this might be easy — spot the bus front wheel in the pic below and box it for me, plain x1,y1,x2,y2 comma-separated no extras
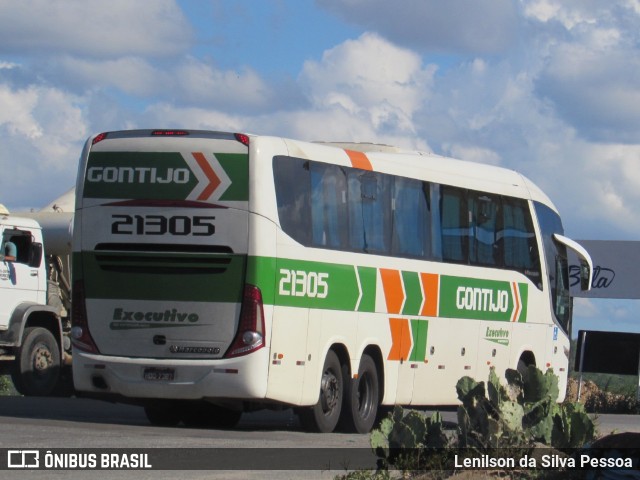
341,354,379,433
299,350,344,433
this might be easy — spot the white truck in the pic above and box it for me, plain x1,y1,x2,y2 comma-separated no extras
0,202,73,396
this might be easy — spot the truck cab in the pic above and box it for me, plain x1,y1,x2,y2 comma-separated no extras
0,209,68,396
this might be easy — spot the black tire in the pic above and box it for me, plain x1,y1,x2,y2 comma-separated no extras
181,401,242,430
340,354,379,433
299,350,344,433
144,400,182,427
11,327,61,396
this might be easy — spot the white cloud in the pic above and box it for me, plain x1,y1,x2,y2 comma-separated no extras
54,56,168,97
536,44,640,143
176,59,274,111
0,83,88,209
0,85,42,138
443,144,502,166
140,103,245,132
300,32,436,136
318,0,519,54
0,0,192,58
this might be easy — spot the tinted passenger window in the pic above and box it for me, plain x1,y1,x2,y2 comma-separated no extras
348,171,392,254
273,156,311,246
469,193,499,267
310,163,348,249
441,186,468,263
391,177,431,258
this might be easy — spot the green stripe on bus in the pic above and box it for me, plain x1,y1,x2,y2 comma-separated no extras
216,153,249,201
357,266,377,312
273,258,361,311
517,282,529,323
439,275,522,322
409,319,428,362
401,271,422,316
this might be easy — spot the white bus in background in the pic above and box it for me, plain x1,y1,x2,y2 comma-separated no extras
71,130,592,433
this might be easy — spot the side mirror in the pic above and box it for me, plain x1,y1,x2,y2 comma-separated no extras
29,242,43,268
553,234,593,292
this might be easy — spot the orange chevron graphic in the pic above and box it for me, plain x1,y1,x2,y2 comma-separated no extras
511,281,521,322
388,318,412,361
380,268,405,314
192,152,222,201
420,273,439,317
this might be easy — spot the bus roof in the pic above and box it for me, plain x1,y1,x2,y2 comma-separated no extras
280,137,557,211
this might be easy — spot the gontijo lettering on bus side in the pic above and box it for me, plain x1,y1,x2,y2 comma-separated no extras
253,257,528,322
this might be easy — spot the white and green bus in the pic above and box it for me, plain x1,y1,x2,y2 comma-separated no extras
71,130,592,433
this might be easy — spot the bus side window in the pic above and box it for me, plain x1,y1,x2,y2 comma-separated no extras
391,177,431,259
469,193,500,267
440,186,468,264
273,156,311,246
347,171,392,254
502,198,541,286
310,163,348,249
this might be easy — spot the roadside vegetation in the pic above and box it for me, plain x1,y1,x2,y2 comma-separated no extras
338,366,596,480
0,375,15,395
566,376,638,414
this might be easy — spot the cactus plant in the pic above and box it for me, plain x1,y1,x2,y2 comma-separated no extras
369,366,596,474
455,366,594,449
370,406,450,471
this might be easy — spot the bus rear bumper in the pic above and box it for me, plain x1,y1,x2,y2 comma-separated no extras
72,349,270,401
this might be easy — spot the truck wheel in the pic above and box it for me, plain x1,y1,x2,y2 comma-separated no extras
12,327,61,396
299,350,344,433
340,354,379,433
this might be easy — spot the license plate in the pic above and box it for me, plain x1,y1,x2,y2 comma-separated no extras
143,368,175,381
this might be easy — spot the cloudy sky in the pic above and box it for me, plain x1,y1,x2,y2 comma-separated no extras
1,0,639,335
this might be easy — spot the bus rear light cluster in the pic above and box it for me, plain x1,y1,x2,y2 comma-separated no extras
234,133,250,146
70,280,100,354
92,132,108,145
225,284,265,358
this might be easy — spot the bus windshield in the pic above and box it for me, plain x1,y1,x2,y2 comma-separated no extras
534,202,571,333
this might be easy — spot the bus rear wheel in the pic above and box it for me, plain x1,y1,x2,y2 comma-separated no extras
299,350,344,433
340,354,379,433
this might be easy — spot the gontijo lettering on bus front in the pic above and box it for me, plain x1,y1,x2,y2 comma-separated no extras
83,151,248,202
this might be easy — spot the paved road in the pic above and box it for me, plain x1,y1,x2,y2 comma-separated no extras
0,396,637,479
